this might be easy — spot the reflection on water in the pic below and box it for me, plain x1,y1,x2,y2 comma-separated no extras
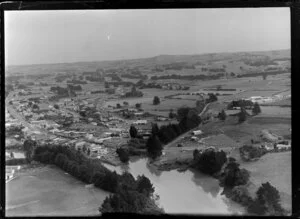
103,158,243,215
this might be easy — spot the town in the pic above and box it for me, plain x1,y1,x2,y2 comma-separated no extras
5,8,291,217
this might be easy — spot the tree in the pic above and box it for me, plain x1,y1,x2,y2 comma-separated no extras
248,182,284,216
116,103,121,109
219,159,250,188
131,86,137,93
168,109,176,119
151,123,159,136
53,104,59,110
252,102,262,115
193,149,227,175
146,135,163,159
32,104,40,111
207,93,218,103
82,145,87,154
177,107,191,122
263,75,267,80
153,96,160,105
116,147,130,163
135,103,141,109
238,107,247,123
129,125,138,138
196,100,205,112
23,139,37,162
136,175,155,197
218,109,227,121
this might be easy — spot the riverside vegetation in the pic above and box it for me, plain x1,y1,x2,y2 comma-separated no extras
31,144,164,214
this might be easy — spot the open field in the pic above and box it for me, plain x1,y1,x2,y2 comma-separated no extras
239,152,291,211
6,165,109,216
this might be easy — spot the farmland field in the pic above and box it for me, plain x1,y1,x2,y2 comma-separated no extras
239,152,291,212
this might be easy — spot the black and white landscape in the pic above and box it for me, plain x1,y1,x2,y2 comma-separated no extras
5,8,291,216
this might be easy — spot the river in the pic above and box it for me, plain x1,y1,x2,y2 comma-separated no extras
103,157,244,215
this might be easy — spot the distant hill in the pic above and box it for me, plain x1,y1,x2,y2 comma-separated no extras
5,49,290,77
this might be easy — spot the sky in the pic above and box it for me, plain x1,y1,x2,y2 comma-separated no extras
5,8,290,66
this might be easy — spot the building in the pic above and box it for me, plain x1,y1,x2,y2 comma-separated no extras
192,130,203,135
133,120,147,125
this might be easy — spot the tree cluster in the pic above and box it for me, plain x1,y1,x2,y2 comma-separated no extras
116,147,130,163
237,70,289,79
219,158,250,188
124,86,143,98
66,79,87,85
227,99,254,109
67,84,83,91
33,144,157,208
239,145,267,161
100,174,159,214
192,149,227,175
151,73,224,81
247,182,285,216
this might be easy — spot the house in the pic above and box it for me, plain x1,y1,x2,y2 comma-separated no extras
192,130,203,135
133,120,147,125
75,141,86,150
276,144,291,150
156,117,168,121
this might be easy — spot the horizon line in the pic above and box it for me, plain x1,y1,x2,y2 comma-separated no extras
6,48,291,68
